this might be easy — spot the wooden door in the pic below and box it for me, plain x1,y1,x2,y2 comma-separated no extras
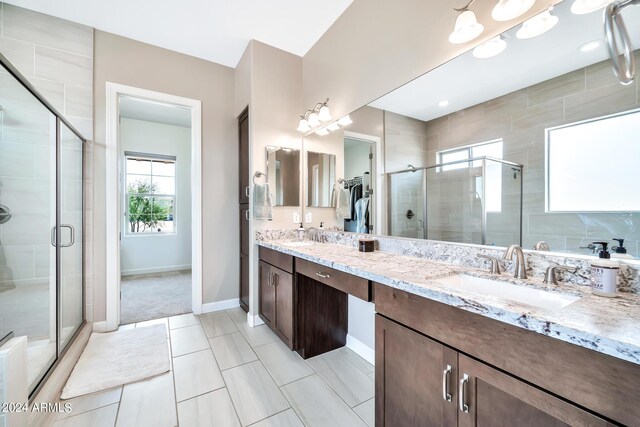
375,315,458,427
272,267,293,345
240,253,250,312
457,354,612,427
259,261,275,325
238,108,249,204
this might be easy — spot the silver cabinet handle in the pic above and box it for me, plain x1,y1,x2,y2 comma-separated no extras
268,272,273,287
459,374,469,413
273,273,278,287
245,210,250,221
316,272,330,279
442,365,452,402
60,224,75,247
245,186,250,197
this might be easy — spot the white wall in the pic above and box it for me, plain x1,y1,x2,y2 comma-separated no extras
119,118,192,275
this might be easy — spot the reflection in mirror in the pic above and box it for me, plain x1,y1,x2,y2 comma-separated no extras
266,146,300,207
306,0,640,259
306,152,336,208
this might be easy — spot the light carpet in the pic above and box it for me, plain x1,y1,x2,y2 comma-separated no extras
120,270,191,324
61,324,169,399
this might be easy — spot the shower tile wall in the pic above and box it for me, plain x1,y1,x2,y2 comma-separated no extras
0,2,94,321
423,52,640,257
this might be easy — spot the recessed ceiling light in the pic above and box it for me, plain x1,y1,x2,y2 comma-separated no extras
473,36,507,59
579,40,602,52
438,100,450,107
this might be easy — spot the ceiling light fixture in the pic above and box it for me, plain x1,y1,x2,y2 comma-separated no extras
449,1,484,44
516,8,559,39
491,0,535,21
473,35,507,58
579,40,602,52
438,100,450,107
337,115,353,126
570,0,612,14
315,128,329,136
327,122,341,131
297,98,332,133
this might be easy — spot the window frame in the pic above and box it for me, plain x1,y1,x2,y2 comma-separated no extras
124,152,177,236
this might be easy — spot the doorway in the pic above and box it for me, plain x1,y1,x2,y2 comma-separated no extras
103,83,202,332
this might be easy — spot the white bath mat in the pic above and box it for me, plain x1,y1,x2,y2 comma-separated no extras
61,324,169,399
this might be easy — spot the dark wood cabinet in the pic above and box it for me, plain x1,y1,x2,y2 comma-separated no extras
240,253,249,311
258,258,294,348
375,314,458,427
238,108,249,312
238,108,249,205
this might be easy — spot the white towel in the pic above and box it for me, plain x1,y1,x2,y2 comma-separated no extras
253,183,273,220
335,184,351,219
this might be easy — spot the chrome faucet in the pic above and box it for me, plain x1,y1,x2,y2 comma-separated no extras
502,245,527,279
533,241,550,251
477,254,501,274
543,266,577,285
305,227,324,243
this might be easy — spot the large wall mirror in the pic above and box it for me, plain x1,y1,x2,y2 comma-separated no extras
306,151,336,208
302,0,640,261
266,146,300,207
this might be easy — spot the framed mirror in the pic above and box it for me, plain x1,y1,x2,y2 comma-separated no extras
302,0,640,260
306,151,336,208
266,146,300,207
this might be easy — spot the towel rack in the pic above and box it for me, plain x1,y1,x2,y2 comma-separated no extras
253,171,267,185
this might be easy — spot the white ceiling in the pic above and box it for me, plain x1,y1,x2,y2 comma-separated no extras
3,0,353,67
370,1,640,122
119,95,191,127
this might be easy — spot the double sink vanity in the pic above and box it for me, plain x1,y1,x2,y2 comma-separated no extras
257,235,640,426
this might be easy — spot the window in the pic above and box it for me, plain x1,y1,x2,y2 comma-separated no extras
437,140,503,212
125,152,176,234
546,109,640,212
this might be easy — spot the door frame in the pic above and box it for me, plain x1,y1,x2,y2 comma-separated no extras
344,130,384,234
103,82,203,331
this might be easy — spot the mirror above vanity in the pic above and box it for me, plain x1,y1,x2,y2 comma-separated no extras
301,0,640,260
266,146,300,207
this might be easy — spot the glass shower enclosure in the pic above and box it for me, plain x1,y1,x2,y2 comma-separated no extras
388,157,523,247
0,53,84,396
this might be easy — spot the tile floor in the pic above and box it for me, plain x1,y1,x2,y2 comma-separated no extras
51,308,375,426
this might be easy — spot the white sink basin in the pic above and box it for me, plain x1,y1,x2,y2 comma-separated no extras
433,274,580,310
280,241,314,247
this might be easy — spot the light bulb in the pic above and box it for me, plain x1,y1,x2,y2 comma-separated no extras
449,10,484,44
438,100,450,107
337,115,353,126
491,0,535,21
318,105,332,122
473,36,507,59
327,122,340,131
307,112,320,127
516,10,558,39
570,0,611,14
296,118,310,133
315,128,329,136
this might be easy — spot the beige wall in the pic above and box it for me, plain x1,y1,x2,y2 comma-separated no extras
302,0,562,121
93,31,237,320
234,40,303,318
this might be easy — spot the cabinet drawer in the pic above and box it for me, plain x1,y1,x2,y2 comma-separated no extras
259,246,293,273
296,258,370,301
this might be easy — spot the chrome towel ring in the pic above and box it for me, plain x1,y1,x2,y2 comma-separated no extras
253,171,267,185
604,0,639,85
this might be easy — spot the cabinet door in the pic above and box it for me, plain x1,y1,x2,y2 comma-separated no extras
457,354,612,427
375,315,458,427
238,108,249,204
240,253,250,312
273,267,293,346
259,261,275,324
240,205,249,256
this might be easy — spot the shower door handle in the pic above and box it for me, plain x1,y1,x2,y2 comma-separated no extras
60,224,75,247
51,226,56,247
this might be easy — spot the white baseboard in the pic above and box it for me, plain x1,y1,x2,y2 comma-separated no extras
92,321,108,332
120,264,192,277
202,298,240,313
248,314,265,327
347,334,375,366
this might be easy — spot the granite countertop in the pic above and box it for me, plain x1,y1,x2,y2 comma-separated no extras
257,239,640,366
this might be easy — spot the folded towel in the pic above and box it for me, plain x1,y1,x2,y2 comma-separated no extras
253,183,273,220
335,184,351,219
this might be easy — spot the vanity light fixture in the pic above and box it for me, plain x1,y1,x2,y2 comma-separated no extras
337,115,353,126
579,40,602,52
438,100,450,107
571,0,612,14
491,0,535,21
297,98,332,133
327,122,341,131
449,1,484,44
315,128,330,136
516,8,558,39
473,35,507,58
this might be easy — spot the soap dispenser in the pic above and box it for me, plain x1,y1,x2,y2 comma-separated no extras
611,238,633,260
589,242,619,297
296,223,305,241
